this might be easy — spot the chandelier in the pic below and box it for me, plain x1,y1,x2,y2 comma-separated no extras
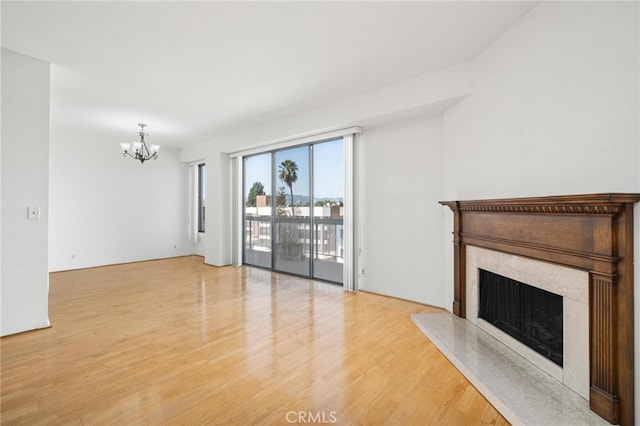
120,123,159,164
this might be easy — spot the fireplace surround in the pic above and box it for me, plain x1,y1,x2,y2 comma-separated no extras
466,245,589,399
441,193,640,425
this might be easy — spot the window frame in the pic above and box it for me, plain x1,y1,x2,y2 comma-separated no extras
198,163,205,233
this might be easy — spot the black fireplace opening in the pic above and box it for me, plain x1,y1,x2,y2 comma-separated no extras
478,269,563,367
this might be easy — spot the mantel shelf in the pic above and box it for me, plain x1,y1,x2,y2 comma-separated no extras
440,193,640,215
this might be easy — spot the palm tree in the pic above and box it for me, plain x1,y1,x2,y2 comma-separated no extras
278,159,298,216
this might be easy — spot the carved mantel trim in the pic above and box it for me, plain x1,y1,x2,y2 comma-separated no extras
440,193,640,426
441,192,639,213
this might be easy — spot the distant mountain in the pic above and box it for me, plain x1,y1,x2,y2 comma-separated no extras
284,195,343,205
315,197,343,203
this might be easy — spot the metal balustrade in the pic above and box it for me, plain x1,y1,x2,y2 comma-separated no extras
244,215,343,262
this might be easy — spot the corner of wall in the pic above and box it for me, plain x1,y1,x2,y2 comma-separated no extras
1,49,51,336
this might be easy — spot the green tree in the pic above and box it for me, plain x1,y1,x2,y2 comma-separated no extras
276,186,287,216
246,181,265,207
278,159,298,216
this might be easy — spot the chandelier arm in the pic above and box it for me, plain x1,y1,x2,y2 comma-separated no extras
141,142,152,159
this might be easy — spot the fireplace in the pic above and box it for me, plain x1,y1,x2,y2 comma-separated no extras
466,245,589,398
478,269,563,366
441,193,640,425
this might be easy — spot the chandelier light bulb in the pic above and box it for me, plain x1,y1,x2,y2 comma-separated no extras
120,142,131,153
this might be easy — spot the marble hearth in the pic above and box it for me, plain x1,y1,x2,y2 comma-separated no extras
411,312,607,425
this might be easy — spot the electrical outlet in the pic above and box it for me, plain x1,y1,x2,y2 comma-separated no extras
361,267,365,276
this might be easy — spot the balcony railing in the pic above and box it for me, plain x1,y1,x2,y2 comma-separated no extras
244,215,343,262
245,216,271,251
313,218,343,261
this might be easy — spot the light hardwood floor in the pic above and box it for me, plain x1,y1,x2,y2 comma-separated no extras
1,256,508,425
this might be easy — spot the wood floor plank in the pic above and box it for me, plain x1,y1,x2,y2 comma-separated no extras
1,256,508,425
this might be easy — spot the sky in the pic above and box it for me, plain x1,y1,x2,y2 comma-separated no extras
244,138,343,200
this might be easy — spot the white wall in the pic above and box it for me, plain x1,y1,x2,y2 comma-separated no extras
202,149,232,266
441,1,639,420
1,49,51,336
358,114,444,305
194,234,206,257
49,130,194,271
443,1,638,200
180,147,207,257
203,63,471,154
442,1,639,308
182,2,638,314
187,63,471,273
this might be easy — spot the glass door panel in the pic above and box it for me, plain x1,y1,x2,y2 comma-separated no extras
312,139,344,283
243,153,272,268
273,146,310,277
242,139,345,285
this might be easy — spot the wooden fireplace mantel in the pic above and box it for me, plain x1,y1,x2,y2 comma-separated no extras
440,193,640,426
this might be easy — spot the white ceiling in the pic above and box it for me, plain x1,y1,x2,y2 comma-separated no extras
1,1,536,149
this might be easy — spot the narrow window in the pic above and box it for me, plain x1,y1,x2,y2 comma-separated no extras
198,163,206,233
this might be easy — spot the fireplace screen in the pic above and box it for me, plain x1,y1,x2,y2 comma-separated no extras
478,269,563,366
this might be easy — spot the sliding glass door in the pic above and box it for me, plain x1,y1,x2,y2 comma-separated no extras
273,146,310,276
243,153,272,269
312,139,344,283
243,138,344,284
